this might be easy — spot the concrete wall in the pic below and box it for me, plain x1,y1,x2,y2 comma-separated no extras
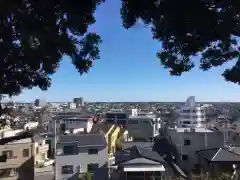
166,129,224,171
56,146,108,180
0,140,35,180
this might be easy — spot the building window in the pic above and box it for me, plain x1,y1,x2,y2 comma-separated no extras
182,155,188,161
61,165,73,174
2,150,13,159
184,139,191,146
87,163,99,172
88,149,98,155
36,147,39,154
63,146,74,155
22,149,29,157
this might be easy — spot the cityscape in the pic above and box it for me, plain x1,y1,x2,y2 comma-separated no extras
0,96,240,179
0,0,239,180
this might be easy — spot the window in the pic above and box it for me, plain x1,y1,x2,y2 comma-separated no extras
63,146,74,155
2,150,13,159
183,121,190,124
184,139,191,146
36,147,39,154
61,165,73,174
182,155,188,161
87,163,98,172
88,149,98,155
22,149,29,157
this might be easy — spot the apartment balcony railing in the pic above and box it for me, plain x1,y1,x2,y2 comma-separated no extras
38,144,49,153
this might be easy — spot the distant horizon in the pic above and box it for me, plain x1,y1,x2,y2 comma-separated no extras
5,0,240,102
3,100,240,104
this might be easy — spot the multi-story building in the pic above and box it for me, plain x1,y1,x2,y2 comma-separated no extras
104,111,129,126
73,97,84,107
33,135,50,166
166,127,225,171
50,113,94,134
128,114,161,140
55,133,108,180
178,96,206,128
0,134,35,180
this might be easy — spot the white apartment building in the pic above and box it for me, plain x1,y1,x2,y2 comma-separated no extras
49,113,94,134
178,96,206,128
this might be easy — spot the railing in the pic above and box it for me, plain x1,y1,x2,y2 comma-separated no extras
38,144,49,153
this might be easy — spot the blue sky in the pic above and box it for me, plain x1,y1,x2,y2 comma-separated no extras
11,0,240,102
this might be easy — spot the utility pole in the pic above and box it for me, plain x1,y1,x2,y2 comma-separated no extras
54,118,57,180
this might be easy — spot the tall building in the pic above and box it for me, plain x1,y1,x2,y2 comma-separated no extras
34,98,47,107
73,97,84,107
178,96,206,128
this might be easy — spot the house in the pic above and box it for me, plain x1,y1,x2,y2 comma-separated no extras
0,133,35,180
165,127,225,171
91,124,122,159
128,115,161,140
196,147,240,177
50,114,94,134
113,145,187,180
32,135,50,166
55,133,108,180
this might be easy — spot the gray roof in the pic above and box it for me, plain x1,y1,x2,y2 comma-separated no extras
32,134,46,142
59,133,107,147
115,145,165,165
122,141,153,150
119,158,162,166
197,148,240,162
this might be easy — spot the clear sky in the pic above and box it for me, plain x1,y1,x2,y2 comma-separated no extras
11,0,240,102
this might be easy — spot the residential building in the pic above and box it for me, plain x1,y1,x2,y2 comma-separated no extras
67,103,76,109
104,111,129,126
166,127,225,171
50,114,94,134
128,115,161,140
90,124,120,158
33,135,50,166
178,96,206,128
0,134,35,180
55,133,108,180
113,145,187,180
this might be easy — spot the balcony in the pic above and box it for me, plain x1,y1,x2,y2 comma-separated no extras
38,144,49,153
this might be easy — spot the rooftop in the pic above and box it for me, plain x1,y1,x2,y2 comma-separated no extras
58,133,107,147
90,123,114,134
173,127,213,133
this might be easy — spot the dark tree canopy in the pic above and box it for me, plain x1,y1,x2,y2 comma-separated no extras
0,0,240,100
121,0,240,83
0,0,104,97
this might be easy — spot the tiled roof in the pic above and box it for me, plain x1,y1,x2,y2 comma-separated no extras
197,148,240,162
59,133,107,147
114,145,165,165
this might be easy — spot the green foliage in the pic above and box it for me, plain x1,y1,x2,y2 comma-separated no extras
79,172,93,180
121,0,240,83
0,1,104,97
1,0,240,99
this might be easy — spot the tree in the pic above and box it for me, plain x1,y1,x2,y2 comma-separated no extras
121,0,240,83
0,1,103,100
79,172,93,180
